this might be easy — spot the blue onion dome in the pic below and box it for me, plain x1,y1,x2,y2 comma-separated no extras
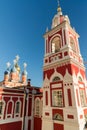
22,70,27,76
10,59,17,73
4,62,11,75
10,66,17,73
4,69,10,75
22,63,28,76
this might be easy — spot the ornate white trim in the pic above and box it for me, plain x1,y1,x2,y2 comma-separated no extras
14,99,21,118
6,98,14,119
50,69,63,82
64,68,72,81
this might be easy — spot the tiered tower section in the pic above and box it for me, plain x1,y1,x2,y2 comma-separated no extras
42,3,87,130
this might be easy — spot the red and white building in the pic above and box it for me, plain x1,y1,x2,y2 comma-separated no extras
0,56,43,130
0,3,87,130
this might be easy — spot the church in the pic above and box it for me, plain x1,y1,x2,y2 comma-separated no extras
0,2,87,130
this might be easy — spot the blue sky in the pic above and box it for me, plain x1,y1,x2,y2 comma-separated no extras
0,0,87,87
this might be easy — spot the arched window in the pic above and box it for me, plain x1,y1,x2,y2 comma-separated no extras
78,76,82,82
70,37,76,52
35,98,40,116
53,113,63,121
53,76,60,82
78,76,86,106
15,101,20,114
52,37,61,53
79,89,86,107
7,102,13,114
0,101,4,115
7,100,13,118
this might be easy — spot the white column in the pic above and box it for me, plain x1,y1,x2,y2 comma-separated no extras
64,25,69,46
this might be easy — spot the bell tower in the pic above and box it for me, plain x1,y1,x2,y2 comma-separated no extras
42,2,87,130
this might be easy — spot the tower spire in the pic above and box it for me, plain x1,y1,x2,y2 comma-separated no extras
57,0,60,7
57,0,62,15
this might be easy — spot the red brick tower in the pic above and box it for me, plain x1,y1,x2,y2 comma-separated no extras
42,2,87,130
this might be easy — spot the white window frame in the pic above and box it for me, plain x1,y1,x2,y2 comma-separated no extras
14,100,21,117
35,98,40,116
52,89,63,107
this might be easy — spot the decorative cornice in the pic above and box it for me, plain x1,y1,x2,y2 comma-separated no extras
43,59,71,71
44,21,68,38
